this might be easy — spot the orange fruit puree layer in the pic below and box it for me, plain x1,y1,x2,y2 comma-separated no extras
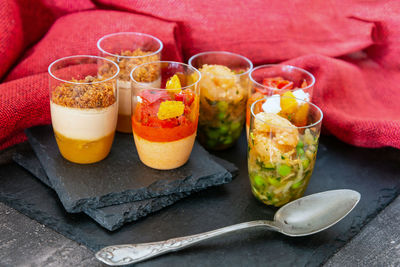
54,130,115,164
131,117,197,142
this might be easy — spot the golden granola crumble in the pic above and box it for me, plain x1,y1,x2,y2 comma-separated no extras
51,75,116,108
99,48,160,82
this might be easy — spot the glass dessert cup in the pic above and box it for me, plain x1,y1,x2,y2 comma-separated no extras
246,64,315,137
130,61,201,170
48,55,119,164
248,96,323,207
97,32,163,133
188,51,253,150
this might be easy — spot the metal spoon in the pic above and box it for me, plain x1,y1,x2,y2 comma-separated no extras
96,189,360,266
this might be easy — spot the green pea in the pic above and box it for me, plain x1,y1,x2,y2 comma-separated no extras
277,164,291,176
219,124,229,134
230,121,241,131
223,136,233,145
217,101,228,112
291,180,303,189
296,140,304,149
206,129,220,140
267,177,279,186
218,113,226,120
253,174,265,188
297,147,305,157
302,158,310,169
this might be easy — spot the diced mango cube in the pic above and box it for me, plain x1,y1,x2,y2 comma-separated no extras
166,74,182,94
293,103,309,127
157,101,185,120
280,91,297,114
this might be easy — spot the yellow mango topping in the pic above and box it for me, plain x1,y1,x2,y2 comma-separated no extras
166,74,182,94
280,91,298,114
157,101,185,120
293,102,309,127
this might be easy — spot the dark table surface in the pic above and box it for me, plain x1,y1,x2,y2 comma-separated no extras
1,136,400,267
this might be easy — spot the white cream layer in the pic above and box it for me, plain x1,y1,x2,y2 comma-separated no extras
117,77,161,116
133,133,196,170
50,101,117,140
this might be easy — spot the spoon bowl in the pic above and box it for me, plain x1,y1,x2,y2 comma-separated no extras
275,189,361,236
96,189,360,266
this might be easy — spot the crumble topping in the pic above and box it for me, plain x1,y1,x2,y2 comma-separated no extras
51,75,116,108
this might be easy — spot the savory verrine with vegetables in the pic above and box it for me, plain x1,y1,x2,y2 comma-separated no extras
197,64,249,150
248,95,323,207
188,51,253,150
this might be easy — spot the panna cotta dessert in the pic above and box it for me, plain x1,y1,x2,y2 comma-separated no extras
131,72,200,170
99,47,162,133
50,75,118,164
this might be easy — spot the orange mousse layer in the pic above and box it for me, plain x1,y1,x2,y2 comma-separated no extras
54,130,115,164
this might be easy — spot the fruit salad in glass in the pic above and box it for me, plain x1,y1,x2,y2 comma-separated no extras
246,64,315,136
248,95,323,206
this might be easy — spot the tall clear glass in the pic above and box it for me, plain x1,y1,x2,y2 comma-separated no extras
247,64,315,136
188,51,253,150
130,61,201,170
48,55,119,164
97,32,163,133
248,95,323,206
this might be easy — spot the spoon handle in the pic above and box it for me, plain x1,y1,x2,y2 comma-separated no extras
96,220,279,266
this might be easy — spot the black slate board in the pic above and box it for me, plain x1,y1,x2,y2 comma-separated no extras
26,125,233,213
13,149,237,231
1,133,400,266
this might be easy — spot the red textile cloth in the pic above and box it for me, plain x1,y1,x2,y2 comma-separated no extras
1,0,400,150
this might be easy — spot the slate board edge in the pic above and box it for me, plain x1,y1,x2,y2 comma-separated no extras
12,149,236,231
25,127,234,213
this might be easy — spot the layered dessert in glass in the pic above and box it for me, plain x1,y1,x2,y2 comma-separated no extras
188,51,252,150
131,61,201,170
97,32,163,133
246,64,315,136
248,95,323,206
48,55,119,164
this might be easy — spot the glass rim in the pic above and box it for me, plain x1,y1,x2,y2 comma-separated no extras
188,51,253,77
96,32,163,59
48,55,120,85
249,64,316,92
130,61,202,91
250,96,323,129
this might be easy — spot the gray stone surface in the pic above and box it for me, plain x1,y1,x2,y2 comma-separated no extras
0,203,100,267
1,134,400,266
27,125,232,213
2,195,400,266
325,194,400,267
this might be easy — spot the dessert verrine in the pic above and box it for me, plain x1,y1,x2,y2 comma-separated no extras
248,96,323,207
131,61,201,170
246,64,315,136
48,56,119,164
188,51,253,150
97,32,163,133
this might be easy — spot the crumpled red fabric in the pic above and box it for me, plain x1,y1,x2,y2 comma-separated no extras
1,0,399,150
